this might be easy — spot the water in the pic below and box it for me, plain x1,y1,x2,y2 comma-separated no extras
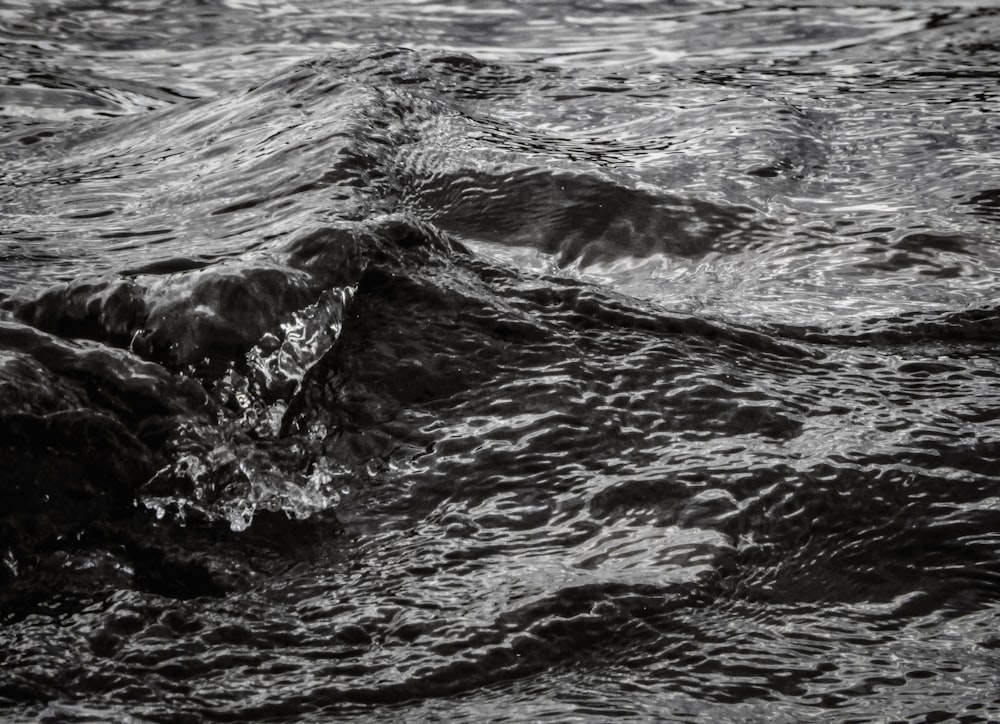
3,1,1000,721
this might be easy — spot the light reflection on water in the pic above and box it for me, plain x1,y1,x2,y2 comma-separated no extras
3,2,1000,722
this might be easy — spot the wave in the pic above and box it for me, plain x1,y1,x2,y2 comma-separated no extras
2,44,999,633
3,26,1000,720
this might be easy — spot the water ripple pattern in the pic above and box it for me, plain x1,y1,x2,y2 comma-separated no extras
2,2,1000,722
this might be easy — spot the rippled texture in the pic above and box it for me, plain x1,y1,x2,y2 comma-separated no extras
3,2,1000,722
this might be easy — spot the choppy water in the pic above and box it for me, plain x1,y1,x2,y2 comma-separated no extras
3,1,1000,721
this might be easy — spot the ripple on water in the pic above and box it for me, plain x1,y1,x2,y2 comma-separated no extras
3,6,1000,722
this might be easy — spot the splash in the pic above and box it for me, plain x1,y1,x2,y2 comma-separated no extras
143,285,355,531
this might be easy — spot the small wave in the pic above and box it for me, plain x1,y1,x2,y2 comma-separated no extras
4,35,1000,722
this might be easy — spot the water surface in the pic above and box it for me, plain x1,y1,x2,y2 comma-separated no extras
3,2,1000,722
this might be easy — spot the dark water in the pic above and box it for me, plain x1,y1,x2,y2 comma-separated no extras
3,1,1000,721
